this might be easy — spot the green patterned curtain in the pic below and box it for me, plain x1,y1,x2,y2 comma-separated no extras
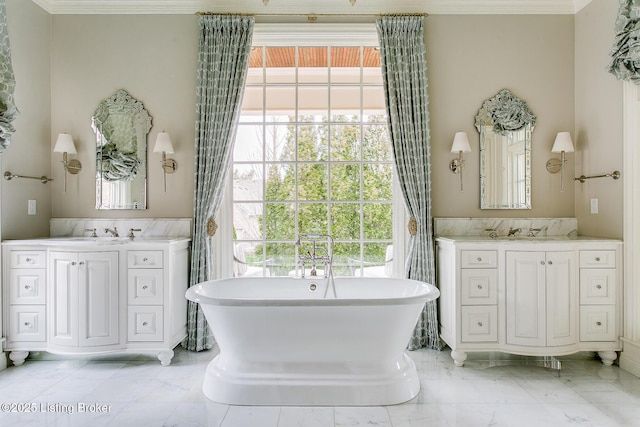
183,14,254,351
376,16,441,350
0,0,19,152
608,0,640,83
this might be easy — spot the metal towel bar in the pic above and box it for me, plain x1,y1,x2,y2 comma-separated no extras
4,171,54,184
574,171,621,183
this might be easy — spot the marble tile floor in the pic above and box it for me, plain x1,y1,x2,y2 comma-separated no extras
0,346,639,427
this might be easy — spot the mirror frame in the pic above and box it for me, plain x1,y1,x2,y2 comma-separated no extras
475,89,536,210
92,89,152,210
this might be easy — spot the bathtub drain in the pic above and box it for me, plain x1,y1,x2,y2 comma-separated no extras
308,283,318,292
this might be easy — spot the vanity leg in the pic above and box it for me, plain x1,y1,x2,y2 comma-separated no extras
597,351,618,366
158,349,175,366
451,350,467,367
9,351,29,367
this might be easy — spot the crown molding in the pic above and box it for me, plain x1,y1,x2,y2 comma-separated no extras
253,23,379,46
30,0,593,15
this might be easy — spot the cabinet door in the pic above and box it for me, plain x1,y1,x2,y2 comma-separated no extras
50,252,79,346
50,251,119,348
78,252,119,347
545,251,577,346
506,252,546,346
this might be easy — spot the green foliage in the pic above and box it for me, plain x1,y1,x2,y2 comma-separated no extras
256,114,393,265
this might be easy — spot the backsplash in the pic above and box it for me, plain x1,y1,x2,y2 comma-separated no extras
433,218,578,238
50,218,192,238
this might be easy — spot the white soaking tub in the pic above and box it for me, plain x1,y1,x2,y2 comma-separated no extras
185,276,439,406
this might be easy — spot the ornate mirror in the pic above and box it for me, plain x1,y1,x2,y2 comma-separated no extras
92,89,151,209
475,89,536,209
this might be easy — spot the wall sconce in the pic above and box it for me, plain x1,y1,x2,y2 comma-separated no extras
53,133,82,193
153,132,177,192
449,131,472,191
546,131,574,191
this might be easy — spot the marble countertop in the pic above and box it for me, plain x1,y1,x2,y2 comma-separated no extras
435,235,622,243
1,236,191,246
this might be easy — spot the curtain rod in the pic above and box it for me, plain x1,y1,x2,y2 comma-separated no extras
196,12,428,18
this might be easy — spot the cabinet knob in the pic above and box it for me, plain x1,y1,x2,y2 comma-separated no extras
477,321,483,327
477,257,482,262
71,262,77,266
143,257,149,262
24,285,31,290
548,260,553,265
142,322,148,326
79,262,85,266
25,257,33,263
476,284,483,290
540,261,545,265
142,285,148,290
596,284,602,289
596,321,602,326
595,257,601,262
24,322,31,327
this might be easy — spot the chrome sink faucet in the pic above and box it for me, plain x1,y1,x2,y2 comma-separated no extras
507,227,522,238
104,227,119,237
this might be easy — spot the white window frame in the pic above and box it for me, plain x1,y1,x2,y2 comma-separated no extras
215,23,407,279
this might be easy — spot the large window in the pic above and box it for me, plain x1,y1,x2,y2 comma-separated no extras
231,29,398,277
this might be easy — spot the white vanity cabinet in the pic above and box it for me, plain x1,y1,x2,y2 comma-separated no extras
505,251,576,348
125,247,190,366
49,251,119,349
6,251,47,347
2,238,190,367
437,237,622,367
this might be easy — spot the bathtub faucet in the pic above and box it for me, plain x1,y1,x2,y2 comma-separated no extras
295,234,334,279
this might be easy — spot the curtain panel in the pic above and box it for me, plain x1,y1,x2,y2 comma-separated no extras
376,16,441,350
609,0,640,84
183,14,254,352
0,0,19,152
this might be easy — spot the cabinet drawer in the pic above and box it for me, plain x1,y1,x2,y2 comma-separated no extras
10,250,46,269
9,305,46,342
461,250,497,268
9,269,46,304
580,251,615,268
128,306,163,342
461,269,497,305
128,269,164,305
461,306,498,342
580,269,616,305
127,251,163,268
580,306,616,342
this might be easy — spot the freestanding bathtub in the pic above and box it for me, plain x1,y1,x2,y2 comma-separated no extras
185,276,439,406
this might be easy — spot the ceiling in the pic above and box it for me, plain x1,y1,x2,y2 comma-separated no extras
31,0,594,15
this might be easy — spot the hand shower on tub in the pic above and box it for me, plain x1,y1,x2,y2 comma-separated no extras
294,234,337,298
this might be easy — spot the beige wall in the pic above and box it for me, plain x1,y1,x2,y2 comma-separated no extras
1,0,51,240
5,9,619,238
575,0,623,239
50,14,198,219
427,15,575,219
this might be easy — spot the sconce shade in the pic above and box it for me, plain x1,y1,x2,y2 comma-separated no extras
451,132,471,153
551,132,574,153
154,132,175,154
53,133,77,154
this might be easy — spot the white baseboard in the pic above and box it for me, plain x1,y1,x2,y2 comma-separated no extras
620,338,640,377
0,338,6,371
